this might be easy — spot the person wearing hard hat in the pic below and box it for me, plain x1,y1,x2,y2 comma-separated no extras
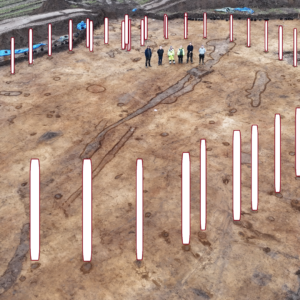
199,45,206,65
168,46,175,64
177,45,185,64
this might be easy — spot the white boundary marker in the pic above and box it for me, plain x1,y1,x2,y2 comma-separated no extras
69,19,73,51
164,14,168,39
11,37,15,75
144,16,148,40
127,19,131,51
251,125,259,211
140,19,145,46
136,159,143,260
233,130,241,221
125,14,129,44
247,18,251,47
278,25,283,60
82,159,92,262
294,28,297,67
104,17,109,44
182,153,190,244
30,159,40,261
200,140,206,231
275,114,281,192
264,20,268,52
48,24,52,56
86,18,90,48
203,12,207,38
296,108,300,177
89,20,93,52
29,28,33,64
121,20,125,49
230,14,233,42
184,13,188,39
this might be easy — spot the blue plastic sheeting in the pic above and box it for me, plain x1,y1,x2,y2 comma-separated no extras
0,43,46,56
77,21,86,30
132,8,137,12
234,7,254,14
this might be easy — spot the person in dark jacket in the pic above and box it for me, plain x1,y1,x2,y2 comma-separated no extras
145,46,152,68
187,42,193,63
157,46,164,65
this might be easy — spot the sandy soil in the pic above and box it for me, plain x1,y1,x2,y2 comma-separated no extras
1,18,300,300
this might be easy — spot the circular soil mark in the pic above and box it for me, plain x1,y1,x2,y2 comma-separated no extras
161,132,169,137
54,194,62,199
31,262,41,270
209,120,215,124
19,276,26,282
47,114,53,118
30,132,37,136
44,93,51,96
289,152,295,156
230,109,237,113
162,231,169,237
24,93,30,97
198,232,206,239
145,212,151,218
21,182,27,186
263,247,271,253
80,262,92,274
268,216,275,221
206,148,212,151
0,91,22,96
182,245,190,251
222,142,230,146
117,103,124,107
15,105,22,109
223,178,229,184
291,200,300,211
53,77,61,81
275,193,283,198
87,85,106,93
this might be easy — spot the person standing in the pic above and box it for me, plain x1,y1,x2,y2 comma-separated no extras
187,42,193,63
199,45,206,65
177,45,185,64
157,46,164,65
168,46,175,64
145,46,152,68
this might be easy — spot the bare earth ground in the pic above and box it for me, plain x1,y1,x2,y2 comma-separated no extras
1,18,300,300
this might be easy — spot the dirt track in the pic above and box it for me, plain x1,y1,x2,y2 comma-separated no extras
1,18,300,300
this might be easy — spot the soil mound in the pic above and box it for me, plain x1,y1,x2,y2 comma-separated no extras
31,0,71,14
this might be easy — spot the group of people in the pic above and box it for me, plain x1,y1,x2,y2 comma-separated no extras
144,43,206,67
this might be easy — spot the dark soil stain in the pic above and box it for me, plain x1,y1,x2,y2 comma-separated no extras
117,103,124,107
24,93,30,97
38,131,62,142
0,223,29,294
44,93,51,96
0,91,22,96
30,132,37,136
131,57,141,62
80,262,92,274
182,245,190,251
152,279,161,288
263,247,271,253
145,212,151,218
53,77,61,81
86,85,106,93
289,152,295,156
252,272,272,286
47,114,53,118
222,142,230,146
291,200,300,211
7,115,17,124
230,108,237,113
19,276,26,282
206,148,212,151
222,176,230,184
192,288,211,299
21,182,27,187
115,174,123,179
160,132,169,137
209,120,215,124
31,262,41,270
54,194,62,199
15,105,22,109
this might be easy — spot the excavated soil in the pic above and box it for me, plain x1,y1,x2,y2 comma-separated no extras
1,17,300,300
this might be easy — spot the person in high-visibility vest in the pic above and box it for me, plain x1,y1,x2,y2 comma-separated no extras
177,45,185,64
168,46,175,64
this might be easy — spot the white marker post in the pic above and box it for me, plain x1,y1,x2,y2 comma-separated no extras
86,18,90,48
82,159,92,262
203,12,207,39
247,18,251,47
125,14,129,45
164,14,168,39
136,159,143,260
48,24,52,56
89,20,93,52
104,17,109,44
279,25,283,60
294,28,297,67
275,114,281,192
30,159,40,261
121,20,125,49
182,153,190,244
29,28,33,64
11,37,15,75
296,108,300,176
144,15,148,40
233,130,241,221
127,19,131,51
184,13,188,39
200,140,206,231
264,20,268,52
140,19,145,46
69,19,73,51
230,14,233,42
251,125,259,211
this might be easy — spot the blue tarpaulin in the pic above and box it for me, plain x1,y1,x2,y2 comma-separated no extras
132,8,137,12
234,7,254,14
0,43,46,56
77,21,86,30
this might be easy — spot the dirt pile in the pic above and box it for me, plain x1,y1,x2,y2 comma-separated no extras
31,0,71,14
